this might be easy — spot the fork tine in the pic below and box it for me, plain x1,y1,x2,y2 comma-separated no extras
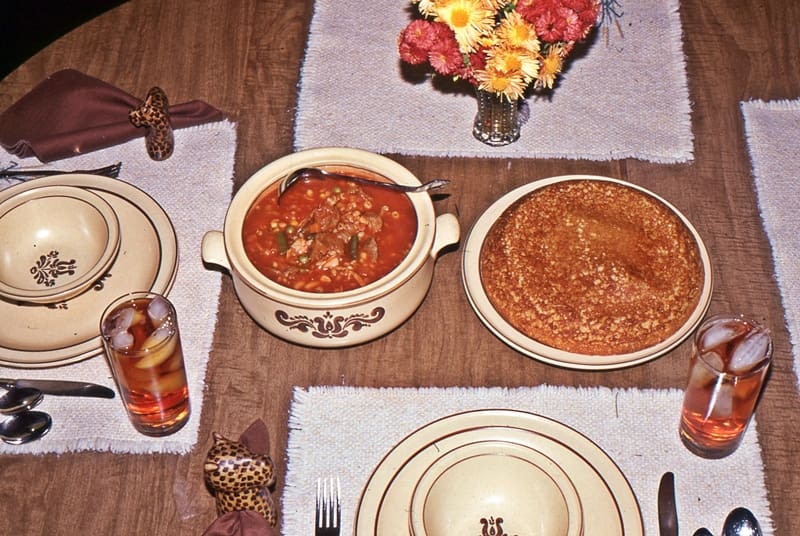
334,476,341,528
109,162,122,178
317,477,329,528
316,477,341,531
81,162,122,178
316,478,323,527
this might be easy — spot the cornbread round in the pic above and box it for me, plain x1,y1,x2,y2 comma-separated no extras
479,179,704,355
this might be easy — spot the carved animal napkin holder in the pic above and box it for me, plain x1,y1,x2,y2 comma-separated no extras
202,419,278,536
129,87,175,161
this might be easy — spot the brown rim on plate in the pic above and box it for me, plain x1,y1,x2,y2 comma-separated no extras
461,175,713,370
354,409,643,536
0,174,177,368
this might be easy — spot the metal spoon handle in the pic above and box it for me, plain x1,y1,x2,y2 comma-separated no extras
279,167,449,198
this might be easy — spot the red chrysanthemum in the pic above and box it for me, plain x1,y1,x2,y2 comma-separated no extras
398,19,438,64
557,6,584,41
428,26,464,75
456,49,487,84
534,9,568,42
515,0,549,20
561,0,601,37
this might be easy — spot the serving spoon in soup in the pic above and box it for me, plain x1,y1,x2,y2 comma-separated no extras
278,167,449,200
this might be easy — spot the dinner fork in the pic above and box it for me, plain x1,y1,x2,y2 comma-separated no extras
315,477,341,536
0,162,123,179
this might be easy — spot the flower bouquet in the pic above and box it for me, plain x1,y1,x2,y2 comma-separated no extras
398,0,601,145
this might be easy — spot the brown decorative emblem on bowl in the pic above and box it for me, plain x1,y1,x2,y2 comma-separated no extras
30,250,77,287
480,516,516,536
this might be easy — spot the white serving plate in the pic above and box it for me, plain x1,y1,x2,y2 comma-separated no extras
461,175,713,370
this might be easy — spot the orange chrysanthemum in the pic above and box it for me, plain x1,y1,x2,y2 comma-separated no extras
434,0,496,53
537,44,565,88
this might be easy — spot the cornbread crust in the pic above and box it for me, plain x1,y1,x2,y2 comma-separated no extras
480,180,704,355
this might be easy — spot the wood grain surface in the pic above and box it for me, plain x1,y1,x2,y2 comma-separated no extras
0,0,798,533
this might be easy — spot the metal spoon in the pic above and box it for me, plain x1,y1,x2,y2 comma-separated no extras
0,411,52,444
278,167,449,199
693,529,714,536
0,387,44,415
723,507,762,536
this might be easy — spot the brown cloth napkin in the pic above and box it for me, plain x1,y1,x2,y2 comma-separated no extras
203,419,278,536
0,69,224,162
203,511,274,536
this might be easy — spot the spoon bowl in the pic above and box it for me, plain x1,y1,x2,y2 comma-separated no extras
0,410,52,444
278,167,449,200
693,529,714,536
723,507,762,536
0,387,44,415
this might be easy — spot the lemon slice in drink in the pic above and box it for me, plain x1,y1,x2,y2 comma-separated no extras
134,328,177,369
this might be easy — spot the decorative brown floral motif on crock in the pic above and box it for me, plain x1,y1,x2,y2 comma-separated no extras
480,516,517,536
275,307,385,339
30,250,76,287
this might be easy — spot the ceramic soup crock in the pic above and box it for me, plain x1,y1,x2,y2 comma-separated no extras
202,147,460,347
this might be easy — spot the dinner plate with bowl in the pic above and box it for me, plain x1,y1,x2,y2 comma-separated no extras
202,147,460,347
0,174,177,368
408,439,583,536
462,175,713,370
355,409,643,535
0,184,120,304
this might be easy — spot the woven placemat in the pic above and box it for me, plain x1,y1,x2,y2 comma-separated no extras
282,386,773,535
0,120,236,454
742,98,800,393
294,0,693,162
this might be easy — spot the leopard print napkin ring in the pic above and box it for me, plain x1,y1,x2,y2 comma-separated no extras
129,87,175,161
204,431,277,526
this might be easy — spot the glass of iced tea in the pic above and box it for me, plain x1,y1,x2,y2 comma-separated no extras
100,292,190,436
679,314,772,458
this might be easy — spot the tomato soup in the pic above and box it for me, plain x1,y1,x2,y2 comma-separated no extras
242,173,418,293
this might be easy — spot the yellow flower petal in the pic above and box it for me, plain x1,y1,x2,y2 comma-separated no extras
434,0,495,53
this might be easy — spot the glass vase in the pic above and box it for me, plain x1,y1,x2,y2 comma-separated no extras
472,88,521,146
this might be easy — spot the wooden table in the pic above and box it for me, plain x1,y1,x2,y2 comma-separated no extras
1,1,798,533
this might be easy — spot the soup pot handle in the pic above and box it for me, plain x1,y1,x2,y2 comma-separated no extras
431,213,460,259
201,230,231,271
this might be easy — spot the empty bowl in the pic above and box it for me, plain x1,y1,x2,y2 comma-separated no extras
0,184,120,304
409,440,583,536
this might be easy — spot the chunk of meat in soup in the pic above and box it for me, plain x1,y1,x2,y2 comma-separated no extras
360,236,379,261
310,232,346,264
360,212,383,233
302,204,340,234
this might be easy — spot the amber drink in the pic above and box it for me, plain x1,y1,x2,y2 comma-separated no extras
679,315,772,458
101,292,190,436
